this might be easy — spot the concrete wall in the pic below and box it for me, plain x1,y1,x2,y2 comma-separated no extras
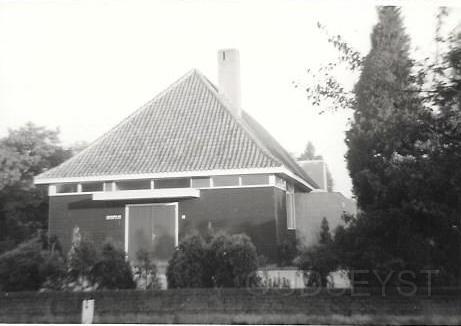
49,187,289,263
295,192,356,247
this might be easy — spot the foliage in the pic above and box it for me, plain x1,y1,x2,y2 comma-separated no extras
319,217,332,244
208,232,258,287
0,123,73,254
167,231,258,288
0,234,66,292
166,233,210,288
133,249,161,290
277,237,299,267
295,218,337,287
301,6,461,286
90,241,136,290
297,141,334,191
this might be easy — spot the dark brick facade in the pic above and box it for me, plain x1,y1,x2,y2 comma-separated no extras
49,187,290,262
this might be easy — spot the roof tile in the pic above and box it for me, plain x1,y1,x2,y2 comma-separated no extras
36,69,317,188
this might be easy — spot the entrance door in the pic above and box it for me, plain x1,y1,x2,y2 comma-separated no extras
126,203,177,262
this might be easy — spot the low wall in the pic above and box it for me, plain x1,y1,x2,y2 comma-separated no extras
1,288,460,324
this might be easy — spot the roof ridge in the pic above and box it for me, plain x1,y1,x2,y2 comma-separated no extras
192,70,283,167
193,70,316,185
36,70,200,179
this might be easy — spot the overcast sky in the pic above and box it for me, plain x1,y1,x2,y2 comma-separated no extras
1,0,460,197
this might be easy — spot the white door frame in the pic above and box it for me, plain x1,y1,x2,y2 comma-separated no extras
124,202,179,256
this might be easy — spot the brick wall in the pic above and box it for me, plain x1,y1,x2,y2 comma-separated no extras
1,288,460,324
49,187,288,262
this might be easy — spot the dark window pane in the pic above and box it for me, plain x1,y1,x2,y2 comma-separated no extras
56,183,78,193
213,175,239,187
116,180,151,191
241,174,269,185
191,177,211,188
155,178,190,189
81,182,103,192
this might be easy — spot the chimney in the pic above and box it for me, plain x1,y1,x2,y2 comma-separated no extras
217,49,241,117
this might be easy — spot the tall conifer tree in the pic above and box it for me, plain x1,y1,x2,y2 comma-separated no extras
346,7,425,210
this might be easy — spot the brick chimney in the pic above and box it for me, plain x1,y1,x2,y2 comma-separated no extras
217,49,241,117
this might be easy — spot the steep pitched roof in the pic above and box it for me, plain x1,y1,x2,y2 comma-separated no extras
35,70,318,188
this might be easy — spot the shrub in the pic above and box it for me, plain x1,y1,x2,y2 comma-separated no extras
90,241,135,290
65,237,99,290
277,237,299,267
167,231,258,288
209,232,258,288
166,233,210,288
39,250,67,290
0,235,66,292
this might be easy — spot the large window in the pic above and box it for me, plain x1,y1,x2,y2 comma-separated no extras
155,178,190,189
212,175,239,187
116,180,151,191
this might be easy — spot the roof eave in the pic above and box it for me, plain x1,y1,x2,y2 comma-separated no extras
34,166,317,191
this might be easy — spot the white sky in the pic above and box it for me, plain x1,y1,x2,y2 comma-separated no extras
1,0,460,198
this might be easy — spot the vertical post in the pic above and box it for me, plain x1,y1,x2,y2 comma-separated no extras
81,299,94,324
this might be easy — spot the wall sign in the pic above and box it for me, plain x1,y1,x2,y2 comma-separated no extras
106,214,122,220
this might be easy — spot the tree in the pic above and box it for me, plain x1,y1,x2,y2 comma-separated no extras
319,217,332,245
297,141,334,192
298,141,322,160
0,123,72,253
346,6,426,210
301,7,461,285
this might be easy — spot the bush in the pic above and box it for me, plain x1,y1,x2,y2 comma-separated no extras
166,233,210,288
39,250,66,290
209,232,258,287
277,237,299,267
295,244,338,287
65,237,99,290
0,235,66,292
167,231,258,288
90,241,135,290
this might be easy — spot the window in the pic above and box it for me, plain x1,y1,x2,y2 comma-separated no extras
286,186,296,230
155,178,190,189
81,182,103,192
212,175,239,187
191,177,211,188
56,183,78,193
241,174,269,186
116,180,151,191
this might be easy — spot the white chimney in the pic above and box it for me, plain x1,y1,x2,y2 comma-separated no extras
217,49,241,117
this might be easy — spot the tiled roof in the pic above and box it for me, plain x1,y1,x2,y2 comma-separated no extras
36,70,318,187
